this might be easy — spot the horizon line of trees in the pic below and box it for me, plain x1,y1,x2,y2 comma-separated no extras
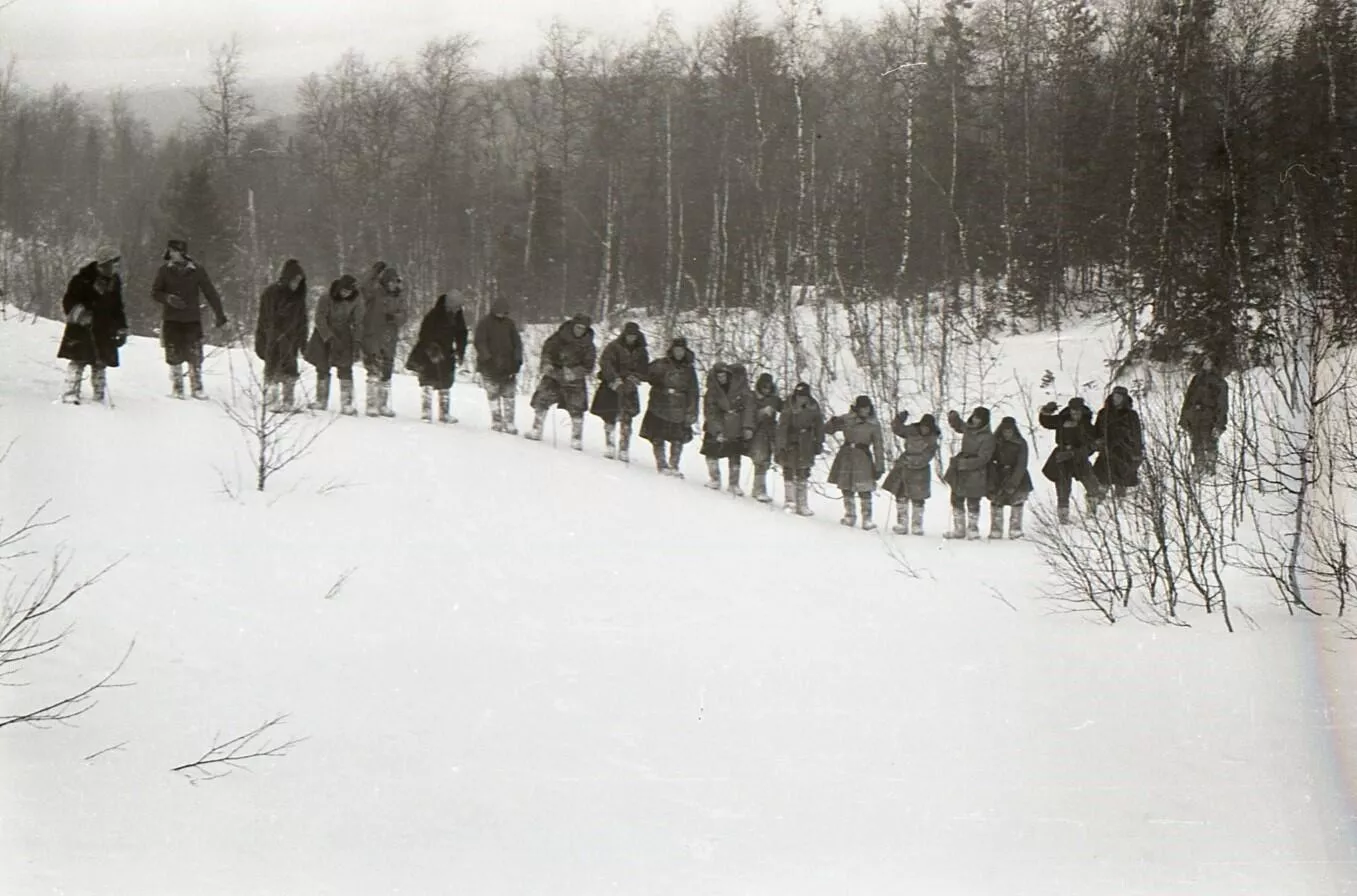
0,0,1353,363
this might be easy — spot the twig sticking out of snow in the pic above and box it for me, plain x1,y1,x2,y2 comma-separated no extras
171,714,306,783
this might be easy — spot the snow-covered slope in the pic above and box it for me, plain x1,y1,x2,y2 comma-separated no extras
1,315,1355,895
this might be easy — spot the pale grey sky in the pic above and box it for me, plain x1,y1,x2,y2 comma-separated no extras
0,0,890,90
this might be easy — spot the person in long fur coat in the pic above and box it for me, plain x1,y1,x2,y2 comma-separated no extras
825,395,885,530
881,411,939,535
405,293,469,423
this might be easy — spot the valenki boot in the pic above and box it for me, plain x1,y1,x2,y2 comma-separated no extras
188,364,207,400
366,374,381,417
966,505,982,541
603,424,617,459
1009,503,1026,539
90,366,107,403
911,501,925,536
617,419,632,462
783,480,797,513
942,505,966,539
653,441,669,473
438,390,454,423
310,374,331,411
170,364,186,399
859,492,876,531
668,443,685,478
705,457,722,490
378,381,396,417
421,386,434,422
728,458,745,496
339,379,357,416
840,493,857,527
893,500,910,535
990,506,1007,539
282,377,300,413
488,396,504,431
569,415,584,451
62,362,84,404
524,408,547,441
752,466,772,503
795,480,815,516
500,397,519,434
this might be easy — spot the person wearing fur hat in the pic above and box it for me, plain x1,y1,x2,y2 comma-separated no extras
359,261,408,417
58,246,127,405
641,336,701,476
941,407,996,539
590,321,650,462
1093,386,1144,498
473,296,525,433
1179,356,1228,477
253,258,309,413
881,410,939,535
304,275,363,415
405,293,469,424
825,395,886,529
775,382,824,515
744,373,783,503
700,362,756,495
526,312,597,449
151,238,227,399
1039,396,1104,523
988,416,1034,539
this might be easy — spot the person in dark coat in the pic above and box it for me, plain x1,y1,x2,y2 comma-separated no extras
988,416,1034,539
591,321,650,462
775,382,825,516
1179,357,1229,476
526,312,597,450
304,274,363,415
359,261,407,418
150,238,227,400
405,293,469,424
825,395,886,530
473,296,525,434
253,258,309,412
58,246,127,405
942,407,996,540
641,336,700,476
700,362,755,495
881,411,939,535
1093,386,1145,497
1040,396,1105,522
744,373,782,503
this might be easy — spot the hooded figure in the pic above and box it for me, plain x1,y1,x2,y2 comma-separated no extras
881,411,940,535
1093,386,1145,495
1039,396,1105,522
590,321,650,462
405,293,470,423
58,246,127,405
151,238,227,400
1179,357,1228,477
744,373,783,503
526,312,597,449
775,382,825,516
825,395,886,530
304,274,363,414
473,296,525,433
254,258,309,412
942,406,996,540
699,362,755,494
359,261,408,417
641,336,701,476
988,416,1034,539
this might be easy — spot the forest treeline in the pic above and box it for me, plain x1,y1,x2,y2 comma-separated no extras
0,0,1352,360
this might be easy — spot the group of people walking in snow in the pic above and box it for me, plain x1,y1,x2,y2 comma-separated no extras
54,242,1232,539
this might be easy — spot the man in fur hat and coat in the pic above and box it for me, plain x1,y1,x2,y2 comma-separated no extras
1179,357,1229,477
988,416,1034,539
1093,385,1144,498
58,246,127,405
474,297,525,433
775,382,824,516
360,261,408,417
942,406,996,540
641,336,701,476
700,362,755,495
825,395,886,529
304,274,363,415
150,238,227,399
405,293,469,423
526,312,597,449
254,258,309,412
591,321,650,461
1039,396,1105,522
882,410,940,535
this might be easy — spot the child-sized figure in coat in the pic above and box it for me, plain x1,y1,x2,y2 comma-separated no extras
1179,357,1228,477
1039,396,1105,523
825,395,886,529
1093,386,1144,498
473,297,525,434
304,274,363,415
526,312,597,450
641,336,700,476
942,407,996,540
254,258,309,413
58,246,127,405
745,373,783,503
775,382,824,516
881,411,939,535
359,261,408,418
700,362,755,495
405,293,469,424
590,321,649,462
988,416,1034,539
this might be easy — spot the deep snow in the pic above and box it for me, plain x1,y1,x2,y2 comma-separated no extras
1,313,1355,895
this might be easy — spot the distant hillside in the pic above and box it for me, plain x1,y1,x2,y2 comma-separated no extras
81,77,302,137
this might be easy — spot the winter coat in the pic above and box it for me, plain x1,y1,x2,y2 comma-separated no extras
826,411,885,493
645,350,700,426
702,362,756,442
591,326,650,421
254,259,309,368
57,262,127,368
988,418,1034,506
775,393,825,472
304,276,363,370
405,295,469,389
941,409,997,499
359,263,408,359
539,318,598,384
151,257,225,325
1093,396,1145,488
1179,371,1229,435
1039,405,1099,483
881,413,939,501
745,377,783,466
473,312,524,381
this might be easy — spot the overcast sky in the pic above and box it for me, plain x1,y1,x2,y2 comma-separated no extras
1,0,888,91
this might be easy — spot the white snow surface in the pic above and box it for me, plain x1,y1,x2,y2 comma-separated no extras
2,313,1355,895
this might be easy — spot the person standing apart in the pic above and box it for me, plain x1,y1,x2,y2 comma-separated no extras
150,238,227,400
473,297,525,434
58,246,127,405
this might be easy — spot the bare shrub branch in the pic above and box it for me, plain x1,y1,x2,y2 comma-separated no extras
172,714,306,783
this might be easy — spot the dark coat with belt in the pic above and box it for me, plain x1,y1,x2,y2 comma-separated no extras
881,413,939,500
1040,405,1099,483
942,409,997,499
825,410,885,492
405,295,469,389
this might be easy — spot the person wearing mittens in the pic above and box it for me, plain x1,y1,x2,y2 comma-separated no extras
825,395,885,530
